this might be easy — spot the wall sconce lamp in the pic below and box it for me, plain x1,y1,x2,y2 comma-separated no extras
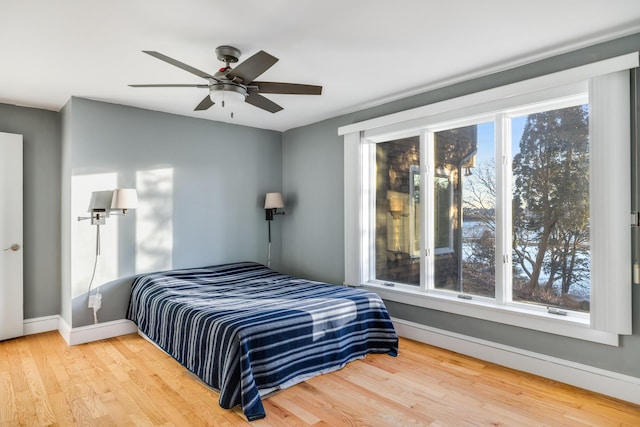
264,192,285,267
78,188,139,225
77,188,138,255
77,188,138,323
111,188,139,215
265,192,285,220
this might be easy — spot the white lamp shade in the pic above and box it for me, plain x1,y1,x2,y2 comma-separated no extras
264,192,284,209
111,188,138,210
88,190,114,216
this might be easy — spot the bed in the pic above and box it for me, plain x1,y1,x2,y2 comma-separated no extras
126,261,398,421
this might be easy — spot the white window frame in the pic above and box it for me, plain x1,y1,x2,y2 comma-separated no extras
341,53,638,346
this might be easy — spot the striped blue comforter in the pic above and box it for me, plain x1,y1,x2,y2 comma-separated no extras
127,262,398,421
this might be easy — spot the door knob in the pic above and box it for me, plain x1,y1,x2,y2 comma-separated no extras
3,244,20,251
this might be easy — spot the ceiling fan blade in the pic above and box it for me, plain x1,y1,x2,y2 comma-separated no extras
194,95,214,111
129,84,209,88
226,51,278,84
251,81,322,95
142,51,218,81
245,92,283,113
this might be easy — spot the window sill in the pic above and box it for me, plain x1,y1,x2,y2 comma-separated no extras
362,282,619,346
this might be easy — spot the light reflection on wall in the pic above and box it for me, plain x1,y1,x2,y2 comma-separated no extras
71,173,118,298
136,168,173,273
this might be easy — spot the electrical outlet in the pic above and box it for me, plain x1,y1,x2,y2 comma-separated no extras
88,293,102,310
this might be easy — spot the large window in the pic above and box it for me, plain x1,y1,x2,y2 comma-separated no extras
373,101,587,307
342,53,637,345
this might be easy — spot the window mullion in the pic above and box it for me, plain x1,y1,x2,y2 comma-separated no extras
495,114,512,304
422,130,434,291
362,137,376,283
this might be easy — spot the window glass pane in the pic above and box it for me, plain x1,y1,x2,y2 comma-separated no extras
375,137,420,285
511,104,590,312
433,123,496,297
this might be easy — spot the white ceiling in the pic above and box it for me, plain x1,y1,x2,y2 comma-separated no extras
2,1,640,132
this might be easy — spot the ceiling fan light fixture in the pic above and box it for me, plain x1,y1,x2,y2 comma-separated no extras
132,47,322,114
209,83,247,107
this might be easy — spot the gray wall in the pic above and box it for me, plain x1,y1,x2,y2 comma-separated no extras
63,98,282,327
281,32,640,378
0,103,61,319
281,120,345,285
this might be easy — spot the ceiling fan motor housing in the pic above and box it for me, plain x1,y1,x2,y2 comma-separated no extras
215,45,241,64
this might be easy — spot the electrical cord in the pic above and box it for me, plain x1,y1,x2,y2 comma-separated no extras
86,224,100,296
86,224,101,324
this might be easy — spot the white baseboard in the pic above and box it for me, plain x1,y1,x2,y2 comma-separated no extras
67,319,138,346
25,315,137,346
23,315,59,335
392,317,640,406
57,316,71,344
56,316,137,346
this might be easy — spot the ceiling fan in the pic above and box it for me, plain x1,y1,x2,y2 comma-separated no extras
129,45,322,114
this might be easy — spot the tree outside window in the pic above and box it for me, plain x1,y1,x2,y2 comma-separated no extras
511,105,590,311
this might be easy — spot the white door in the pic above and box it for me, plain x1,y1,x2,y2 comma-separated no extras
0,132,23,340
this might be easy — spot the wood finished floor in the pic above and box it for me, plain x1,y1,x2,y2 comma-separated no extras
0,331,639,426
